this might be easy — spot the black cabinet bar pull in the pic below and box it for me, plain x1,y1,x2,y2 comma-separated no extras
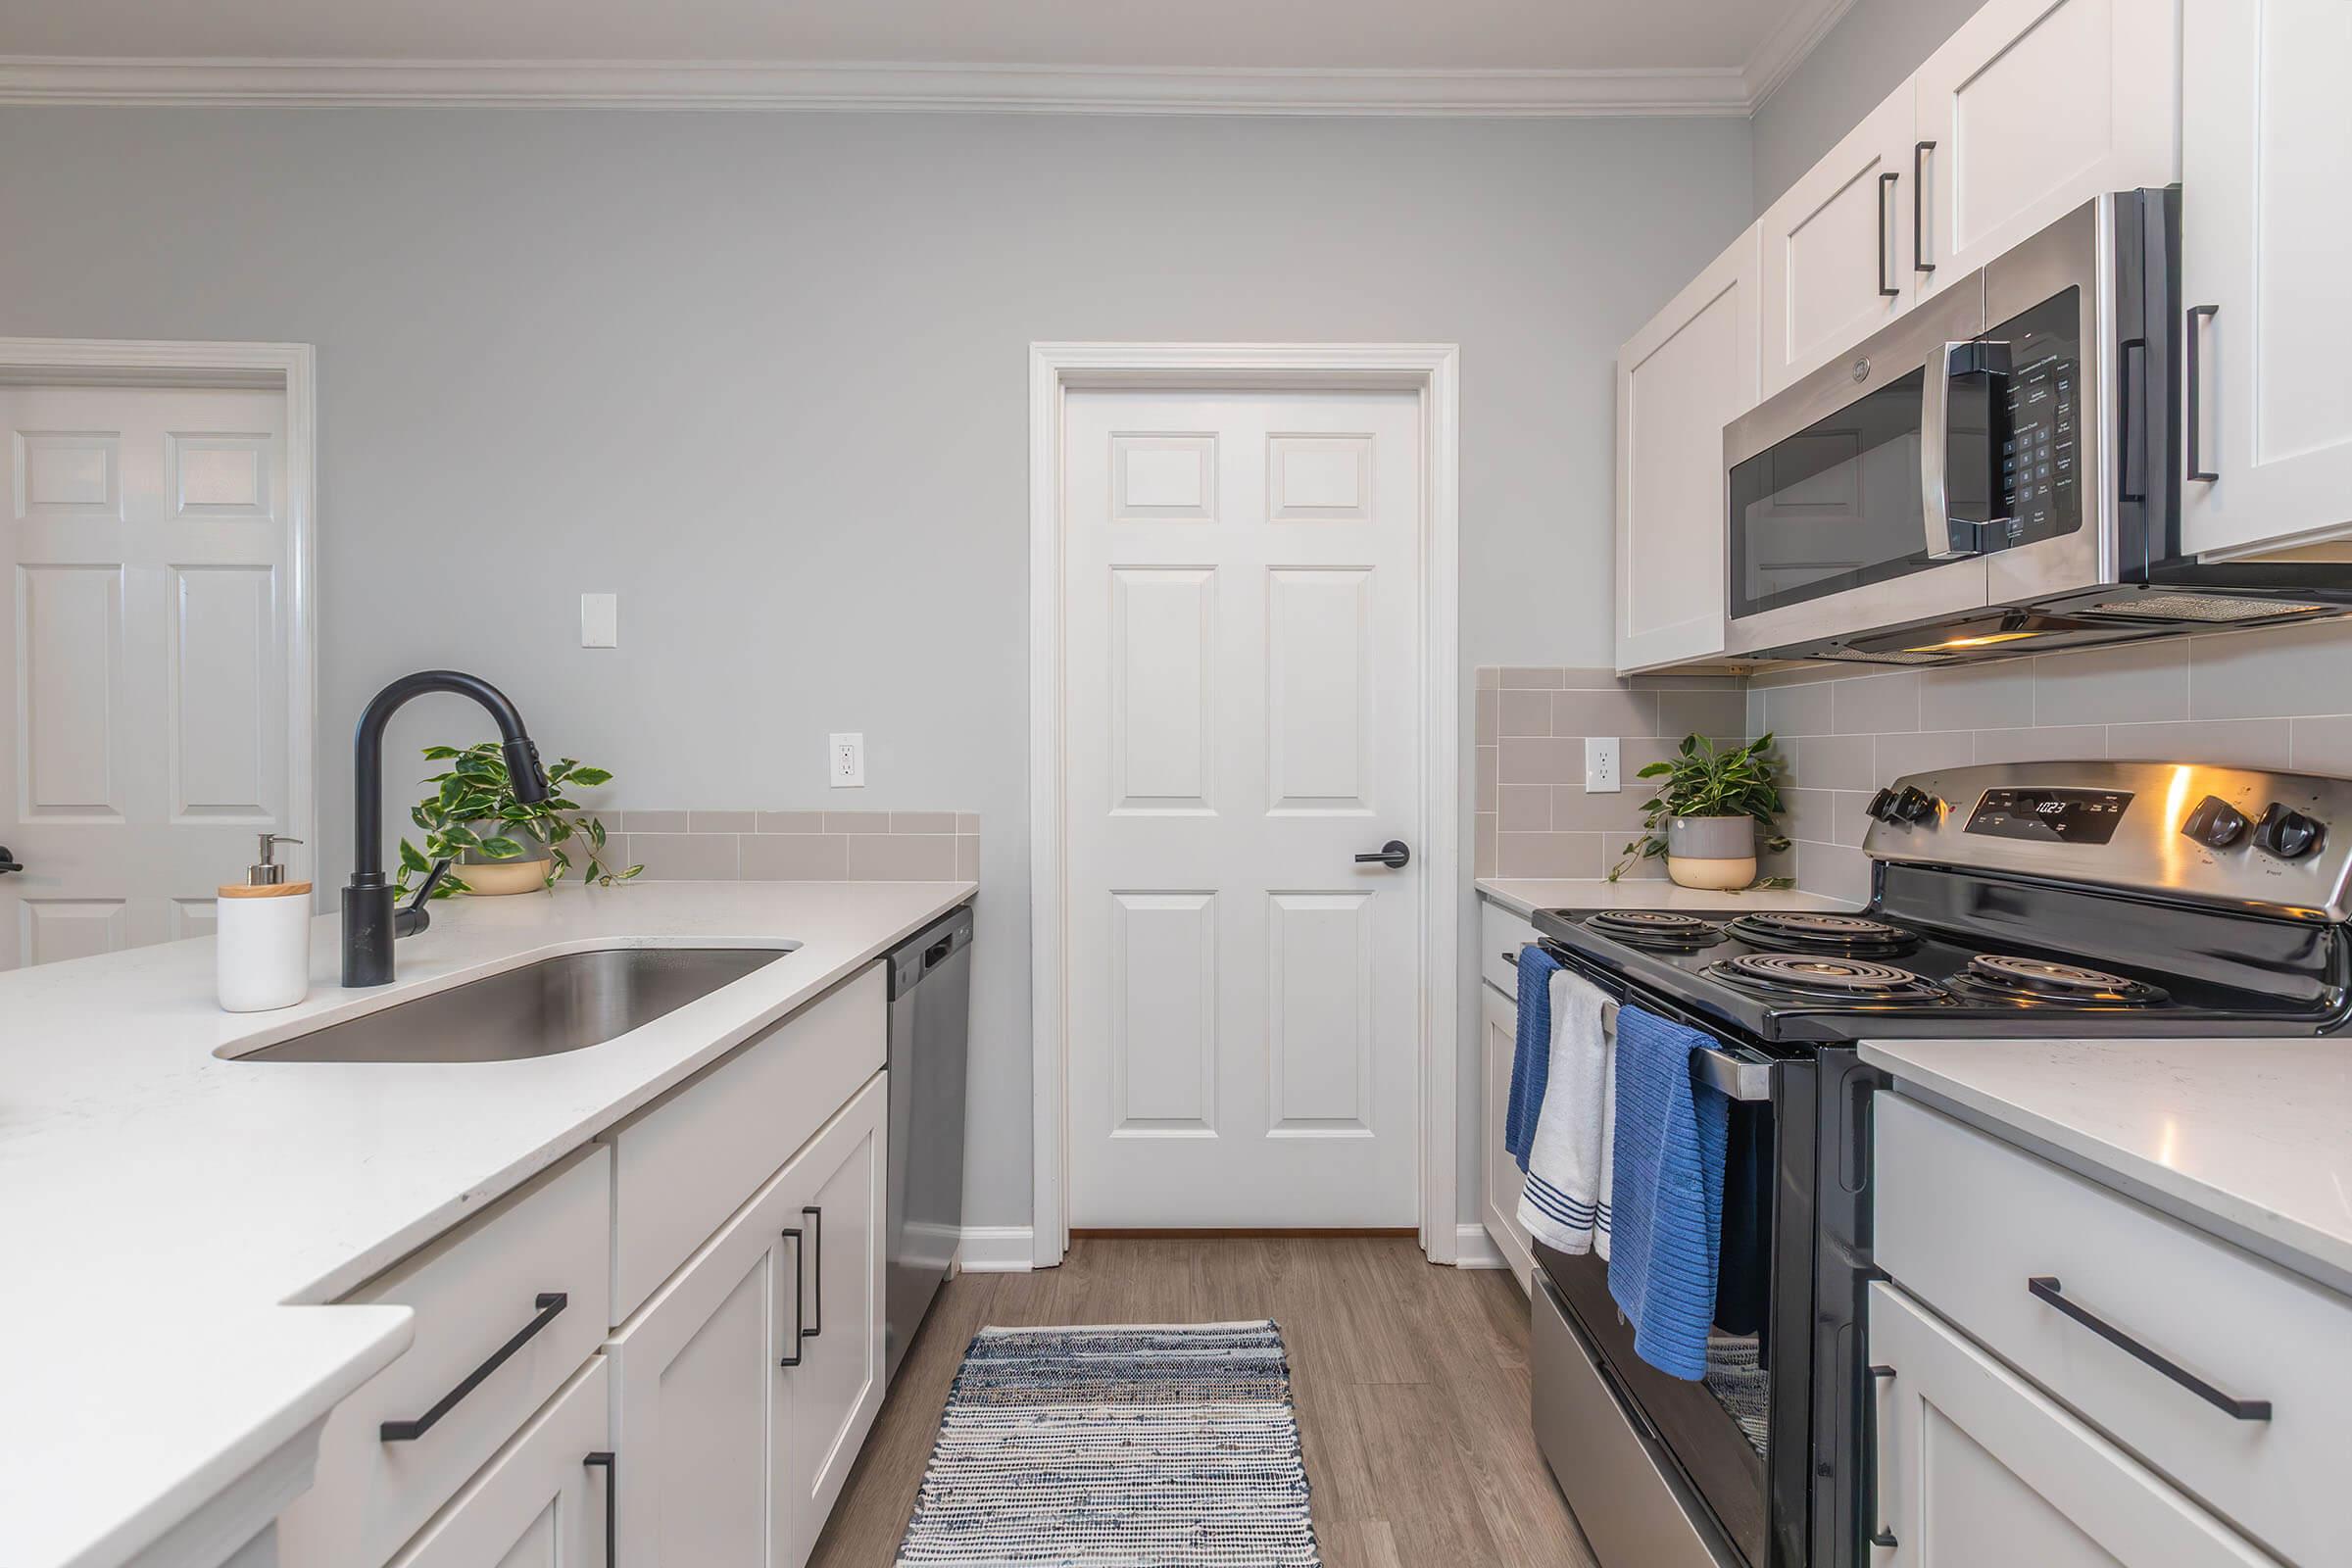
1913,141,1936,271
1865,1363,1898,1548
583,1450,616,1566
1877,172,1901,297
2027,1277,2270,1419
380,1292,567,1442
802,1205,824,1340
2185,305,2220,481
778,1227,806,1366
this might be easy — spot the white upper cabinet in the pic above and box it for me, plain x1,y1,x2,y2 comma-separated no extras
2180,0,2352,559
1912,0,2181,298
1614,223,1760,672
1758,92,1916,399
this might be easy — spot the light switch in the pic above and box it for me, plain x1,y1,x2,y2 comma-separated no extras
580,593,618,648
829,733,865,788
1586,737,1621,794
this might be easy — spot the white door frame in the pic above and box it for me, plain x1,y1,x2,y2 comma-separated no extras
0,336,319,890
1028,341,1461,1269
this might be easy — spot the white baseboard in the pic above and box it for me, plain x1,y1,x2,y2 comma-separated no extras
1453,1222,1510,1269
955,1226,1037,1273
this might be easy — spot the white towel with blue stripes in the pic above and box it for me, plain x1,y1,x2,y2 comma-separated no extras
1516,967,1614,1253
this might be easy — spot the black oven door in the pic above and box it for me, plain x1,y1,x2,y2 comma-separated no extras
1526,959,1816,1568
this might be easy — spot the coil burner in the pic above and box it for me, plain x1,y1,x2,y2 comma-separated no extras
1950,954,2169,1006
1703,952,1949,1004
1583,910,1727,952
1721,911,1919,956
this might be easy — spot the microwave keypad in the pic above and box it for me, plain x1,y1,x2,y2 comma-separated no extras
1989,289,2083,544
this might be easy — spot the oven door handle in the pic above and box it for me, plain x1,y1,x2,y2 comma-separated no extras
1599,997,1774,1104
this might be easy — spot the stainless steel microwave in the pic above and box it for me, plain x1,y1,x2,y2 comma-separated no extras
1724,188,2352,665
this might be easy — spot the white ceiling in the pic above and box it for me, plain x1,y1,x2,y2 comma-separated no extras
0,0,1857,114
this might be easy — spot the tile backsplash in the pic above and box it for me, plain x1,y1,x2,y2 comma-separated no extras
606,810,979,882
1478,616,2352,903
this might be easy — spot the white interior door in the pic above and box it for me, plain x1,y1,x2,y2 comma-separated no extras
0,383,293,967
1062,388,1424,1228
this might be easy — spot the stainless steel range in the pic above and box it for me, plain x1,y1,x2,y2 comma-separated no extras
1519,760,2352,1568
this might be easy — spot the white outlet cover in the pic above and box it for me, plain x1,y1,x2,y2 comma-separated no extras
1586,736,1621,794
829,732,865,788
579,592,617,648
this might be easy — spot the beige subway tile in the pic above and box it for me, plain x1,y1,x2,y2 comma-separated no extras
1782,788,1838,847
955,834,980,880
1475,666,1501,690
2107,718,2291,768
1628,671,1741,691
740,833,850,880
690,810,757,833
824,811,891,834
891,811,956,835
2191,618,2352,719
1476,745,1498,811
1549,785,1645,832
1921,662,2033,731
1474,687,1498,746
1743,688,1768,738
1496,831,1604,879
1475,813,1498,878
1762,681,1834,738
2034,641,2188,727
1500,690,1553,737
629,832,739,881
1796,841,1871,904
956,812,981,835
1973,725,2107,763
756,810,826,834
1876,730,1975,780
1498,736,1581,787
1552,688,1657,740
621,809,691,834
1559,666,1628,690
1500,666,1565,689
1497,785,1551,830
1788,733,1874,790
1833,672,1920,734
2291,715,2352,773
1657,689,1744,743
848,833,957,880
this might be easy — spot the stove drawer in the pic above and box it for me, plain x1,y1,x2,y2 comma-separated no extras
1875,1093,2349,1568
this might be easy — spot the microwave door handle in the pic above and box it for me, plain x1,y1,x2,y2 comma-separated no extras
1921,341,1987,562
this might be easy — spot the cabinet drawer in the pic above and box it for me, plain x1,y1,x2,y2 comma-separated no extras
1480,900,1535,996
277,1146,612,1568
1876,1094,2349,1567
385,1357,611,1568
606,963,886,1323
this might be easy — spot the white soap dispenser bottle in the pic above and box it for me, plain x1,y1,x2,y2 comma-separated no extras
218,832,312,1012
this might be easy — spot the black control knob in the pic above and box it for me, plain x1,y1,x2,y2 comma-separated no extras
2180,794,2249,849
1866,788,1900,823
1890,786,1937,824
2252,803,2326,860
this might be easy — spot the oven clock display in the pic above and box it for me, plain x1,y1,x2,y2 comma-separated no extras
1965,788,2132,845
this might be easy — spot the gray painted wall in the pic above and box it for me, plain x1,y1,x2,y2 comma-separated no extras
0,108,1749,1229
1751,0,1992,213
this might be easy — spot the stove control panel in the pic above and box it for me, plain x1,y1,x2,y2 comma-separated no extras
1862,760,2352,922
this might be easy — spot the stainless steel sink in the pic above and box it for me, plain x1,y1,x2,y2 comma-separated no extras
235,946,795,1063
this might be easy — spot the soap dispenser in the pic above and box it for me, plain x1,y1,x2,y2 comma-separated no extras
218,833,312,1012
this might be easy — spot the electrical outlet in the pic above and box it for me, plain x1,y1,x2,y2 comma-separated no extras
829,733,865,788
579,593,617,648
1586,737,1621,794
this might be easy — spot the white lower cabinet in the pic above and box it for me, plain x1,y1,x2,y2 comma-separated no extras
1867,1283,2275,1567
604,1071,887,1568
385,1358,612,1568
1479,979,1532,1289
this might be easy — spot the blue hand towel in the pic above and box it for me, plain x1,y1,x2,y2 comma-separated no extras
1504,943,1562,1170
1605,1004,1732,1381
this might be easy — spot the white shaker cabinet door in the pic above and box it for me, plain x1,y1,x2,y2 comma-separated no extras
384,1360,612,1568
1911,0,2180,299
1866,1284,2276,1568
2180,0,2352,558
1758,92,1916,400
1614,223,1759,673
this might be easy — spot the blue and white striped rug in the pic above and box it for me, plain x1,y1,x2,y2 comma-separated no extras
896,1320,1322,1566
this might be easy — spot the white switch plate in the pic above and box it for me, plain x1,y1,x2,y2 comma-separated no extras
579,593,617,648
1586,737,1621,794
829,733,865,788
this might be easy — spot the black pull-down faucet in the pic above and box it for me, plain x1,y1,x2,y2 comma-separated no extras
345,671,548,987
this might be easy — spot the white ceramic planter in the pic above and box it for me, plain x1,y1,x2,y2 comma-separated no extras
1665,814,1757,891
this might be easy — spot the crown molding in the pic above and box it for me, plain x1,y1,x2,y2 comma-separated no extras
0,56,1769,115
1742,0,1862,108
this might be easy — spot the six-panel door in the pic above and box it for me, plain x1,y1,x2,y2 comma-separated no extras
2180,0,2352,558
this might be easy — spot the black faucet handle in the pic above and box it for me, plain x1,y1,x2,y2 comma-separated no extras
504,736,550,805
394,858,452,938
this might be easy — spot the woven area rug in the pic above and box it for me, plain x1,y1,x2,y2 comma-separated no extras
896,1319,1321,1566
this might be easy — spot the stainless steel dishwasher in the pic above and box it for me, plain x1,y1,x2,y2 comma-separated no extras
883,903,973,1383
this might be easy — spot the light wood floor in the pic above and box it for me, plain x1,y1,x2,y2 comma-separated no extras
808,1237,1598,1568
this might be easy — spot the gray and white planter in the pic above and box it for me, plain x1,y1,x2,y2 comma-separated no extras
1665,814,1757,891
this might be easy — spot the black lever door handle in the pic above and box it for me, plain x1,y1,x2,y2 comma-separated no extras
381,1292,567,1441
1354,840,1411,869
2027,1276,2270,1419
0,847,20,873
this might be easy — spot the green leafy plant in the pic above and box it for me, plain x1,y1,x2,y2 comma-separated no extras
393,742,641,900
1608,733,1793,885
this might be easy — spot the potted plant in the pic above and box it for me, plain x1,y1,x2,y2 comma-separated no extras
1609,733,1793,890
392,742,640,900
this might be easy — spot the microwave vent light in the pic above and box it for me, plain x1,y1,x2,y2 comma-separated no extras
1903,629,2042,653
2082,594,2336,623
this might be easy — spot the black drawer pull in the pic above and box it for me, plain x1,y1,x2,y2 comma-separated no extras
1876,172,1901,297
2027,1276,2271,1420
380,1292,567,1442
2185,305,2220,481
779,1227,806,1366
1865,1363,1898,1549
1912,140,1936,271
802,1205,824,1340
583,1449,616,1565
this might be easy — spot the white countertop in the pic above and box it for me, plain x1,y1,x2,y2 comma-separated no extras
1862,1037,2352,1297
0,879,975,1568
1475,876,1857,919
